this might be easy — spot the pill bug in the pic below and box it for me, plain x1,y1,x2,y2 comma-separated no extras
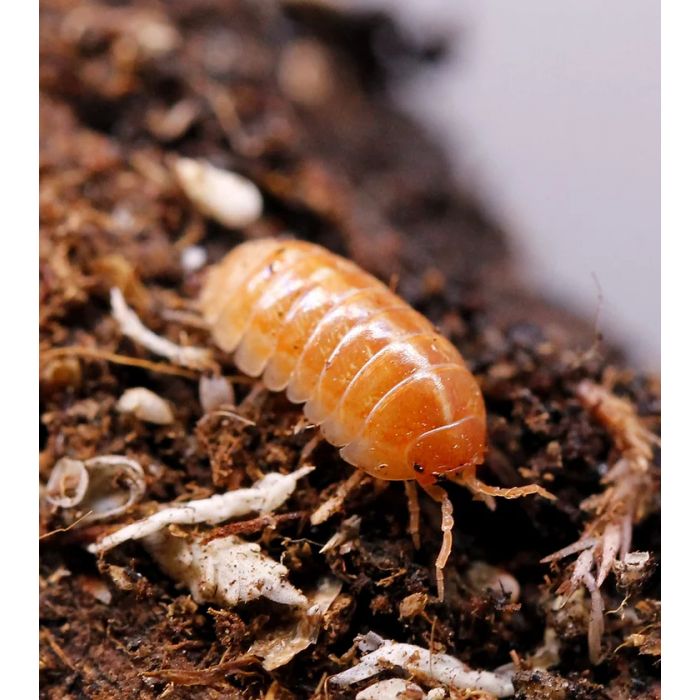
201,238,551,598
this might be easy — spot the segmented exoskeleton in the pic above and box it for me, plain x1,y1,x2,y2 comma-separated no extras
201,238,550,598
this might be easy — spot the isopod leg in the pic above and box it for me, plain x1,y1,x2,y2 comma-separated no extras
421,483,454,602
404,480,421,549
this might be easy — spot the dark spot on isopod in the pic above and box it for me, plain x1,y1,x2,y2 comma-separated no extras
413,463,424,473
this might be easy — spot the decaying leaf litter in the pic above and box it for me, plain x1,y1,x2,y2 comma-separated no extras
39,1,660,698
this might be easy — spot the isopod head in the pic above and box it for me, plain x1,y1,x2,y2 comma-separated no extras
336,363,488,485
407,414,487,485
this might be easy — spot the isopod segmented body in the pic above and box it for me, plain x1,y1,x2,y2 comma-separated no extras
201,238,551,599
200,238,487,486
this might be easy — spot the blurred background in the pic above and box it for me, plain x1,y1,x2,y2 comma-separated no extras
350,0,660,369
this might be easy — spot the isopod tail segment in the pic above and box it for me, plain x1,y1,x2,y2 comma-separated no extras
415,463,556,603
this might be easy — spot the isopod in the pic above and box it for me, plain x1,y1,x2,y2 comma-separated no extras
201,238,551,598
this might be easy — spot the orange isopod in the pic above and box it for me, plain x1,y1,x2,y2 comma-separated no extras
201,238,550,598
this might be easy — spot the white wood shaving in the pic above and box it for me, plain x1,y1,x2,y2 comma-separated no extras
198,374,235,413
173,157,263,229
145,532,307,607
89,467,313,553
110,287,211,369
355,678,425,699
330,633,514,697
320,514,361,554
116,387,174,424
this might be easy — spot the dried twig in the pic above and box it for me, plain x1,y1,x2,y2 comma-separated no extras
110,287,213,370
89,467,313,553
542,380,659,662
41,346,200,379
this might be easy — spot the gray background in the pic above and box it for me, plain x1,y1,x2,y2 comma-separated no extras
350,0,660,368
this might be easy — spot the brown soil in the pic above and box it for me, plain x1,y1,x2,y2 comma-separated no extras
39,1,660,698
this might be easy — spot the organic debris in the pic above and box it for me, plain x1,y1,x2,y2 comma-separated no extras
181,245,208,273
512,669,606,699
45,455,146,525
467,561,521,603
320,514,362,554
111,287,212,370
89,467,313,553
330,633,514,697
542,380,659,662
618,600,660,658
40,0,659,697
355,678,426,699
248,576,343,669
145,532,307,607
198,374,235,414
116,387,175,425
173,157,263,230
